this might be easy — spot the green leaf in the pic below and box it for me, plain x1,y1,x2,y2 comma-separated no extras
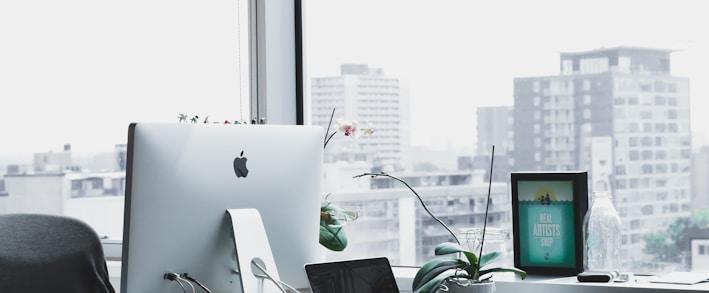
341,210,358,219
321,202,358,221
319,201,359,251
434,242,466,255
434,242,478,265
479,267,527,280
478,251,502,267
416,271,459,293
412,257,469,291
319,218,348,251
320,202,344,213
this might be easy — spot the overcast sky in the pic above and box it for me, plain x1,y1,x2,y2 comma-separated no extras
1,0,707,156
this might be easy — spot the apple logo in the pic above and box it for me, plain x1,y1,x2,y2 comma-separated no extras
233,150,249,178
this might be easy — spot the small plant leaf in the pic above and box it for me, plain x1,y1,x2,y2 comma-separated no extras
320,203,358,223
479,267,527,280
412,257,469,291
434,242,466,255
320,202,343,213
319,202,359,251
341,210,358,219
416,271,459,293
478,251,502,267
434,242,478,265
318,217,347,251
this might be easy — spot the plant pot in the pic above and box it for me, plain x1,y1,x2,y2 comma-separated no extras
436,279,495,293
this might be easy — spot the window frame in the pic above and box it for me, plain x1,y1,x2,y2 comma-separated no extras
251,0,304,125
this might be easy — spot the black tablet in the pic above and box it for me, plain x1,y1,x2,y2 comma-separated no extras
304,257,399,293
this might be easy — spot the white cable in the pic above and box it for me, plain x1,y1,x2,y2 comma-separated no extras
177,275,196,293
251,260,299,293
275,279,300,293
173,277,188,293
251,264,286,293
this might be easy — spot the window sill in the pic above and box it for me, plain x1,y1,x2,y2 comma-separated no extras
107,261,709,292
391,267,709,293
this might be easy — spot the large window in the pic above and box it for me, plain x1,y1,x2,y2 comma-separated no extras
304,0,709,274
3,0,709,282
0,0,253,238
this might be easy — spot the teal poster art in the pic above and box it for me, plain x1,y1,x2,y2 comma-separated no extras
517,180,576,268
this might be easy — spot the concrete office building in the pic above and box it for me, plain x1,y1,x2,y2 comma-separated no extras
477,106,514,157
683,226,709,271
513,47,692,269
311,64,411,171
33,144,76,173
692,146,709,209
0,145,129,237
475,106,514,182
1,171,125,238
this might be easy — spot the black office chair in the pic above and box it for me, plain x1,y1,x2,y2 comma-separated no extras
0,213,116,293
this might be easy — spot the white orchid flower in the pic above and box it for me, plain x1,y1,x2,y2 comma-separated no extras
361,122,374,136
337,118,359,138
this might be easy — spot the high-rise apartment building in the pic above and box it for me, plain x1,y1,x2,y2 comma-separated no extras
477,106,513,157
692,146,709,209
513,47,692,268
311,64,411,170
475,106,514,181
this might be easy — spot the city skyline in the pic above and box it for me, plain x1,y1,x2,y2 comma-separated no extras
303,0,709,152
3,0,709,156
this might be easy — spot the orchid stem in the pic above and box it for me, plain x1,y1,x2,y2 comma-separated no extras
354,172,461,245
323,108,336,149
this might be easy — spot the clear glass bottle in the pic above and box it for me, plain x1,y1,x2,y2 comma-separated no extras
582,190,622,271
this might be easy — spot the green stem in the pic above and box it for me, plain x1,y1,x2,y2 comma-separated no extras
354,172,461,245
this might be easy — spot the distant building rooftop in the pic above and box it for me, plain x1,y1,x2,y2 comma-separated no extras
560,46,675,56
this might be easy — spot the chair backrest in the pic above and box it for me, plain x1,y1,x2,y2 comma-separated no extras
0,213,115,293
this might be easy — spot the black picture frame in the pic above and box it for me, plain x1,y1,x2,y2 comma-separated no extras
511,171,588,276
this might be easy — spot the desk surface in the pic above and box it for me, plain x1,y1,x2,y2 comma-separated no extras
111,262,709,293
524,274,709,292
394,267,709,293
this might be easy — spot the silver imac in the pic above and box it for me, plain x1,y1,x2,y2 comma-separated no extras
121,123,323,293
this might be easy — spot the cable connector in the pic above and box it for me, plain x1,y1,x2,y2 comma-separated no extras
164,272,180,281
181,273,213,293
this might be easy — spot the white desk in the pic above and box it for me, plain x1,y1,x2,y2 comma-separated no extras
393,267,709,293
110,262,709,293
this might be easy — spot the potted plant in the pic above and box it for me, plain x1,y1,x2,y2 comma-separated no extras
355,158,526,293
319,108,373,251
319,193,359,251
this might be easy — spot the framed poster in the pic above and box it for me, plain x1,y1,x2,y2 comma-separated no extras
511,171,588,275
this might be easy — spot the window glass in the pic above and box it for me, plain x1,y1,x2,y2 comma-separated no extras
304,0,709,274
1,0,252,239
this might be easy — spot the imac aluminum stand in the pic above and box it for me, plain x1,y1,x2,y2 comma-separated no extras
226,208,285,293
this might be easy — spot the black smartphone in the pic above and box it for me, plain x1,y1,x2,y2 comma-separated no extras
577,270,617,282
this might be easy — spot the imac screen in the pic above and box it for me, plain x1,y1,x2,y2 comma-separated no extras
121,123,323,293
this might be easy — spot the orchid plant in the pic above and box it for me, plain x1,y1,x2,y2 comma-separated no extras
354,150,526,293
319,108,373,251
